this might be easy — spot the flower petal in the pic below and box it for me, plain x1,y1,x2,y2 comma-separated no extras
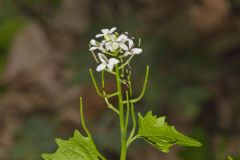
101,29,109,34
117,34,128,42
89,47,98,51
96,63,107,72
128,39,134,49
110,27,117,33
119,43,128,51
96,34,104,38
123,51,130,57
131,48,142,54
90,39,97,46
112,42,119,50
109,34,117,41
98,53,108,63
107,63,114,71
109,58,120,65
98,46,106,52
105,42,112,51
101,40,107,45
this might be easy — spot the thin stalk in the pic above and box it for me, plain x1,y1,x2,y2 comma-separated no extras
90,69,118,98
104,69,116,75
126,79,137,147
103,94,119,114
106,92,119,98
102,70,119,114
115,65,127,160
90,69,104,97
98,153,107,160
105,51,116,57
124,91,130,134
123,65,149,104
80,97,91,137
127,102,137,147
80,98,107,160
91,51,99,63
128,79,137,139
127,135,140,147
119,55,134,69
101,70,105,89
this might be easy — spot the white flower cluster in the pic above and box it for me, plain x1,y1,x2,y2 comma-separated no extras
89,27,142,72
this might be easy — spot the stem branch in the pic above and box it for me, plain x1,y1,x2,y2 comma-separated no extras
123,65,149,104
115,65,127,160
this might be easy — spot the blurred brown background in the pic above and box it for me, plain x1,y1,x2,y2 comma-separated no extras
0,0,240,159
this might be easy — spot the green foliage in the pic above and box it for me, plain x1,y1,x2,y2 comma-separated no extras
137,111,202,153
42,130,102,160
228,156,233,160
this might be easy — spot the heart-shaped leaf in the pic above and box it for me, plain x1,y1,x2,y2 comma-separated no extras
137,111,202,153
42,130,102,160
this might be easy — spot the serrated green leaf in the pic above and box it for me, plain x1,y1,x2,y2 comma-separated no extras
42,130,101,160
228,156,233,160
137,111,202,153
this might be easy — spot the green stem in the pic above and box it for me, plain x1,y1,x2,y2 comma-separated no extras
115,65,127,160
123,65,149,104
124,91,130,134
79,97,91,137
103,91,119,114
104,69,116,75
90,69,118,98
126,79,137,147
98,153,107,160
80,97,107,160
105,51,116,56
90,51,99,63
127,102,136,144
102,71,119,114
119,55,134,69
127,135,140,147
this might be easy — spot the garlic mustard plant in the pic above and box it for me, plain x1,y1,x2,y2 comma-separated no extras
42,27,202,160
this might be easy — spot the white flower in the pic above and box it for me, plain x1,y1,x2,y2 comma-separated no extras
89,39,106,52
90,27,143,66
96,27,117,38
105,41,117,52
96,53,120,72
104,34,129,52
123,39,142,56
117,34,128,43
117,34,128,50
89,39,98,51
128,39,134,49
124,48,142,56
